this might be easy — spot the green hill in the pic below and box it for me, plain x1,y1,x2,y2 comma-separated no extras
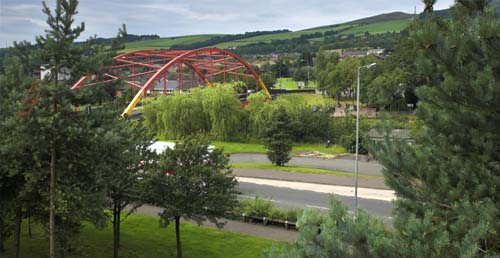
122,34,223,52
122,11,416,53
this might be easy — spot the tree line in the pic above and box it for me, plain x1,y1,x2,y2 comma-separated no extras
266,0,500,257
169,30,291,50
0,2,238,258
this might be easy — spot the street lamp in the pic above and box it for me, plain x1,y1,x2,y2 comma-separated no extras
354,62,376,218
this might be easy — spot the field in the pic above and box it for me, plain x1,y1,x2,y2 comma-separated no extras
120,17,412,52
212,25,351,49
338,19,412,35
3,213,275,258
276,93,335,107
122,34,221,52
274,78,318,90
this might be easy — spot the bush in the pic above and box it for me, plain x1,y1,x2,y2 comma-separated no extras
236,197,301,222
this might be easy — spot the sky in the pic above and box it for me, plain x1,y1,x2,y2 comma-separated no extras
0,0,455,47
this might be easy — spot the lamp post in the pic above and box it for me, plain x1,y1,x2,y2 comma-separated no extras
354,62,376,218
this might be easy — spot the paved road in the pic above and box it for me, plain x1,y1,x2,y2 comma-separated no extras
237,181,393,223
233,168,388,189
230,154,384,176
134,204,297,242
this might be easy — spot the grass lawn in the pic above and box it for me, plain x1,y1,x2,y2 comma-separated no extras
274,78,317,90
276,93,335,107
3,213,276,258
232,163,383,180
210,141,346,155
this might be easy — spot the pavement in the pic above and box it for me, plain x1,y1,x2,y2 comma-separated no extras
230,153,384,176
133,204,298,242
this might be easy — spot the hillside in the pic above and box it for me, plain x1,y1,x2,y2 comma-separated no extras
122,34,223,52
122,11,415,54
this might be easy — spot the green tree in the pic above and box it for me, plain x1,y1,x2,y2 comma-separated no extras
315,49,340,97
264,106,294,166
89,107,156,258
35,1,87,255
264,197,393,258
372,1,500,256
145,137,238,258
0,56,37,258
260,72,277,89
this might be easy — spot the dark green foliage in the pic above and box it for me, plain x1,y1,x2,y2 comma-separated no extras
264,106,294,166
371,1,500,256
170,30,290,50
234,31,402,55
329,116,370,154
292,66,315,84
88,106,156,258
264,197,393,258
142,85,247,141
145,136,238,258
260,72,277,89
237,197,300,222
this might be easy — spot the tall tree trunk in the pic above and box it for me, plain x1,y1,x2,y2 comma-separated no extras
113,201,120,258
175,216,182,258
13,205,22,258
50,140,56,258
50,72,58,258
117,210,121,252
0,218,4,253
0,237,3,253
28,208,32,238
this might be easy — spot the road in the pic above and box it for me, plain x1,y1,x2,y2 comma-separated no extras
236,180,393,222
230,154,384,176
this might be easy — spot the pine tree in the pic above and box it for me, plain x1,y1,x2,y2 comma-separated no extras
264,106,294,166
372,1,500,256
264,197,394,258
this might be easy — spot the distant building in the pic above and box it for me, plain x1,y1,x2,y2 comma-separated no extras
149,79,193,95
368,129,413,143
340,49,386,59
40,65,71,81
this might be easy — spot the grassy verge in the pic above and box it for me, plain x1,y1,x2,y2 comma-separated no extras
3,213,275,258
274,78,317,90
210,141,347,155
232,163,383,180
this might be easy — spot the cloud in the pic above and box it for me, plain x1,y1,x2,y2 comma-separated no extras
0,0,456,47
1,16,46,27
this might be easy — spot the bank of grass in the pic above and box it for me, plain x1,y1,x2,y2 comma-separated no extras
274,77,318,90
232,163,383,180
210,141,347,155
4,213,275,258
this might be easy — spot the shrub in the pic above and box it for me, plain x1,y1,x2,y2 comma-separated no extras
236,197,301,222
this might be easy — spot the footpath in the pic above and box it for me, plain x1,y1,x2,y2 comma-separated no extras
133,204,298,242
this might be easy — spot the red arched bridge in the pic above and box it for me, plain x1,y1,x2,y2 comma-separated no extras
71,48,271,116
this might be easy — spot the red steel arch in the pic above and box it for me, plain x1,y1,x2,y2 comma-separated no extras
71,48,271,116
